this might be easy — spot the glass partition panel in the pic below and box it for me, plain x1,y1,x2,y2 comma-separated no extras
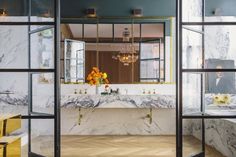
32,73,54,114
182,27,203,69
182,0,203,22
204,119,236,157
30,27,54,69
183,119,203,157
30,119,54,156
205,25,236,69
30,0,54,22
183,25,236,70
0,26,28,69
183,73,202,114
183,71,236,115
0,73,28,115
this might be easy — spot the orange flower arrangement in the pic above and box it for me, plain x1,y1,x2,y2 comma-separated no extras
87,67,109,86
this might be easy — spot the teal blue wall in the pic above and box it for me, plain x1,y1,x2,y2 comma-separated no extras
0,0,26,15
205,0,236,16
0,0,53,16
61,0,236,18
61,0,176,18
1,0,236,17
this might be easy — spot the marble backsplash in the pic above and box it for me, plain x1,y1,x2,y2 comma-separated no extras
61,83,176,95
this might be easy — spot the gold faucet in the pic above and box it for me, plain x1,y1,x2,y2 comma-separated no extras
145,108,153,124
78,107,83,125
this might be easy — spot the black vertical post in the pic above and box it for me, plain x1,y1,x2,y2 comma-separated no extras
54,0,61,156
82,24,85,40
27,0,32,154
139,23,142,82
163,22,166,82
159,39,161,81
201,0,206,155
178,0,183,156
176,0,180,156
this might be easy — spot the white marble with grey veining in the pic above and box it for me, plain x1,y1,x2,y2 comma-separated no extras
0,93,175,109
189,118,236,157
61,108,177,135
60,94,176,108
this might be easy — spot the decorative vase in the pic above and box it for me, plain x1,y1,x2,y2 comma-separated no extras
96,85,100,94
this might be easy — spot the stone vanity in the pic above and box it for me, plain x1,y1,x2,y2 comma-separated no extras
61,94,175,108
1,85,236,156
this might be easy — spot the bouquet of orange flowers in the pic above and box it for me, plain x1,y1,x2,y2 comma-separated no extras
87,67,109,86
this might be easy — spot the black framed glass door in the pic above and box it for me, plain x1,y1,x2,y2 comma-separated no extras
177,0,236,156
0,0,60,156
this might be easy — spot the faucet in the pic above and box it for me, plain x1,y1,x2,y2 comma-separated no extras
142,89,146,94
145,108,153,124
111,88,119,95
78,107,83,125
153,89,156,94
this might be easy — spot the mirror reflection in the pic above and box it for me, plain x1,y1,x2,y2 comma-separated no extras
61,22,173,84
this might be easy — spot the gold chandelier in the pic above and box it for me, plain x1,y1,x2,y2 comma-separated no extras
112,23,139,66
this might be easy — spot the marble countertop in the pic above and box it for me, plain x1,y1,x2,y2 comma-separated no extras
61,94,176,108
3,92,236,109
0,93,176,109
0,94,28,106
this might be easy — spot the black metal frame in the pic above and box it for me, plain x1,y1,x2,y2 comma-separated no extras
140,37,165,82
61,21,166,83
177,0,236,156
0,0,60,156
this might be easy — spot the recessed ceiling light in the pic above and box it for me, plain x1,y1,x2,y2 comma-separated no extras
86,8,96,18
0,9,7,16
132,9,143,17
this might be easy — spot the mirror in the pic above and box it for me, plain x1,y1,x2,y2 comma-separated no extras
61,19,175,84
64,39,85,83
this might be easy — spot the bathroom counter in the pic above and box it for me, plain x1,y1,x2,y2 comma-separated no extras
0,93,175,109
61,94,176,108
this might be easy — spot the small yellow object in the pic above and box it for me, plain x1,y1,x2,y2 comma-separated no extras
213,94,231,105
103,73,107,79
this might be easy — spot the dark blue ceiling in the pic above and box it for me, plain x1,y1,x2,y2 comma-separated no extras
1,0,236,17
61,0,176,17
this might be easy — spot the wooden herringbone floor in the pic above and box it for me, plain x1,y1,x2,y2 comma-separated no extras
22,135,225,157
61,136,224,157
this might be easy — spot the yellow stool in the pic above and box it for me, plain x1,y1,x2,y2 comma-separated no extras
0,115,21,157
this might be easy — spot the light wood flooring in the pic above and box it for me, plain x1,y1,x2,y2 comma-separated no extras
23,135,225,157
